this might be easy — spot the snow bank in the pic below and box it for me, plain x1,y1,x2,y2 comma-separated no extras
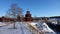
0,22,56,34
0,22,7,26
29,22,56,34
29,23,37,26
42,23,56,34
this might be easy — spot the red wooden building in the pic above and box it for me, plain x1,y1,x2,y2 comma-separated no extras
25,11,33,22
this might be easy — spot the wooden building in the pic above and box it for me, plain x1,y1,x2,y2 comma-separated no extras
25,11,33,22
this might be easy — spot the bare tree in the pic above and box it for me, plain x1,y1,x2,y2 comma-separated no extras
6,4,23,29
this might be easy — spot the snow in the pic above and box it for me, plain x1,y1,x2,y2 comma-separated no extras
0,22,57,34
42,23,56,34
0,22,7,26
0,22,32,34
42,23,54,32
29,22,56,34
29,23,37,26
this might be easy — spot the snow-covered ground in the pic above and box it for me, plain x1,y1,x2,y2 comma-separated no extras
0,22,57,34
29,22,56,34
0,22,7,26
0,22,32,34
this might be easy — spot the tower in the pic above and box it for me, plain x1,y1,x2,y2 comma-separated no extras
25,11,33,22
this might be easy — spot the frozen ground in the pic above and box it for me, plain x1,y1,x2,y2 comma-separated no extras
0,22,32,34
0,22,57,34
29,22,56,34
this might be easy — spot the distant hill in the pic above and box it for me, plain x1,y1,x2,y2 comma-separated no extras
49,16,60,18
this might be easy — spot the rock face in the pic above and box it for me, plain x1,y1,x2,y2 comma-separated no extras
25,11,33,22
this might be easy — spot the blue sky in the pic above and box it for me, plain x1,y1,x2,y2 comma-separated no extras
0,0,60,17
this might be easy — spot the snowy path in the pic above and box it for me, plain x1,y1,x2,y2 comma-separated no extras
19,22,32,34
0,22,32,34
20,23,24,34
